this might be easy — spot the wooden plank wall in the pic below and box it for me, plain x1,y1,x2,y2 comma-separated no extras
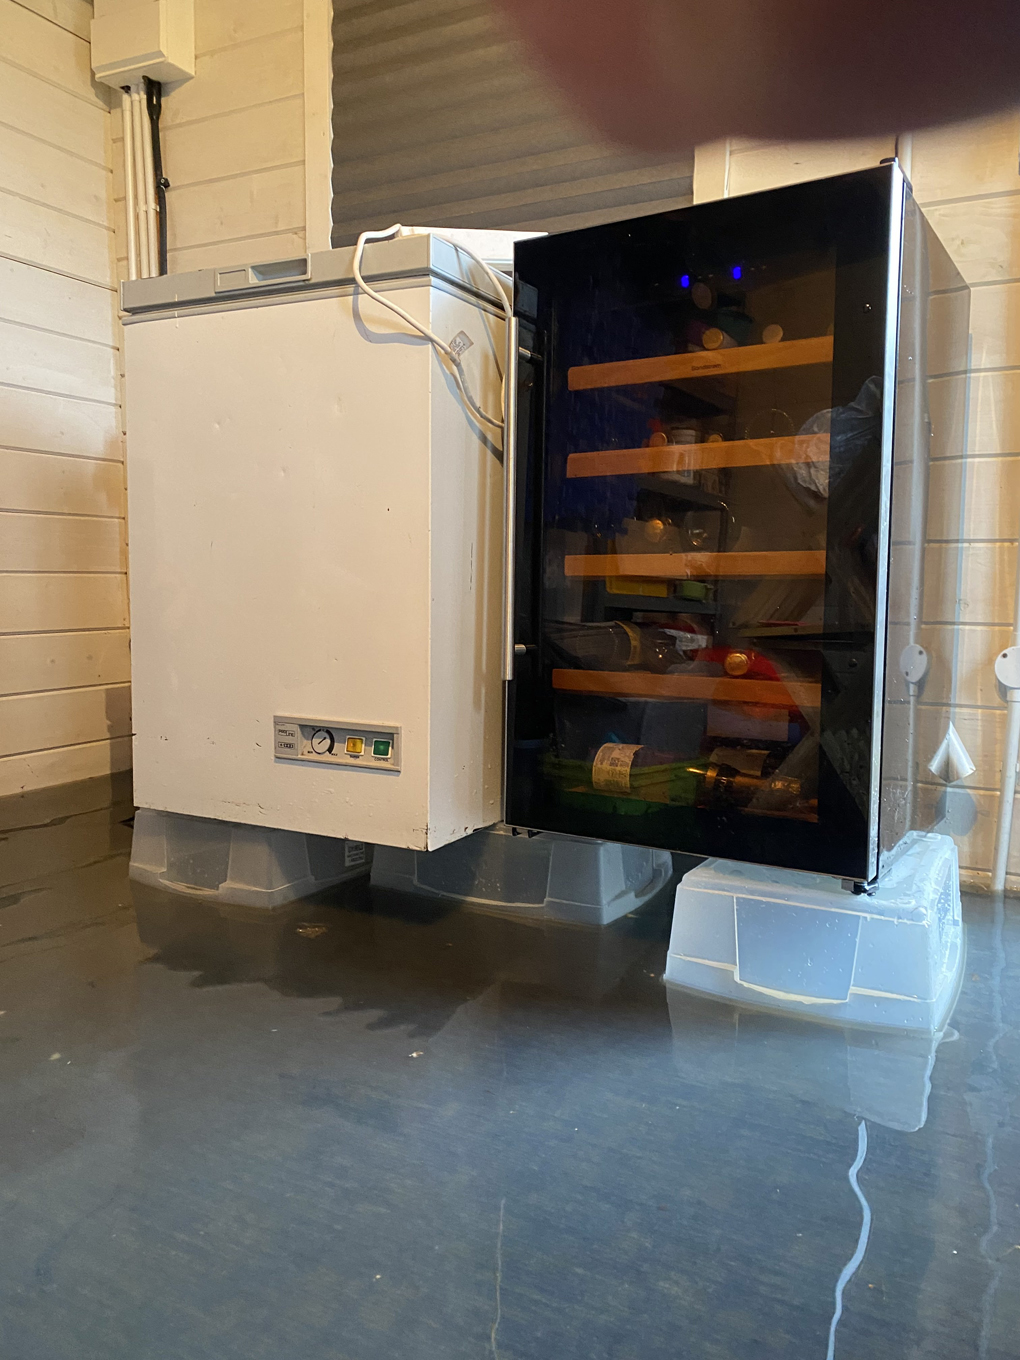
694,116,1020,887
0,0,131,797
111,0,308,275
911,114,1020,888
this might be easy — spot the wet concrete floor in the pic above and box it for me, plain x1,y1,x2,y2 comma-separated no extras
0,777,1018,1359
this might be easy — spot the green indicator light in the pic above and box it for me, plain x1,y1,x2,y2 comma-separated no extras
373,739,391,758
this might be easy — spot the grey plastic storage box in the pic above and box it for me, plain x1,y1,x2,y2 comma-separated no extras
371,823,674,925
665,831,963,1031
130,808,372,908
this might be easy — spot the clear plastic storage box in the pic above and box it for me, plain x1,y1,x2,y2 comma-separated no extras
130,808,372,908
665,830,963,1031
371,823,674,925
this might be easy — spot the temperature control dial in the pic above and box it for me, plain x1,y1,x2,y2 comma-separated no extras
310,727,335,756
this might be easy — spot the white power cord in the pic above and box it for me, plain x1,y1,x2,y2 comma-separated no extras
351,223,513,436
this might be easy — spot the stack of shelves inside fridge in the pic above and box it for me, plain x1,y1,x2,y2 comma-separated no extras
532,242,844,844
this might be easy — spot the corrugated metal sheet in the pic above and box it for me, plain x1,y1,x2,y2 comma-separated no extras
331,0,694,243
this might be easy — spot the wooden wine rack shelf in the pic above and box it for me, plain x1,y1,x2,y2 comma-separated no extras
566,433,829,480
567,335,833,391
564,550,827,580
552,669,821,710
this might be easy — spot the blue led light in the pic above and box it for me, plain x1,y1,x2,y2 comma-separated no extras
679,273,690,289
732,265,743,281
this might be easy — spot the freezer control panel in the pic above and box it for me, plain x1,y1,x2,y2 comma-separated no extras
273,717,401,772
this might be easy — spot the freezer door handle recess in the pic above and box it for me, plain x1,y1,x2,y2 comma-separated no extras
214,257,311,293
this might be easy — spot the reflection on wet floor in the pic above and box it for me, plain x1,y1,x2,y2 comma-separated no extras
0,779,1018,1359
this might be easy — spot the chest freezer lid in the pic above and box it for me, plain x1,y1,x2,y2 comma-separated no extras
120,231,519,319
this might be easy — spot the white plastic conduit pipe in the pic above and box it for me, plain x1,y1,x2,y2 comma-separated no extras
991,532,1020,892
121,89,139,281
130,87,151,277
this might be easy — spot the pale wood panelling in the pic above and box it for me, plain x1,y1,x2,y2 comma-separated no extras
162,28,305,127
0,682,131,759
0,320,116,403
111,99,305,201
924,195,1020,286
0,736,131,800
924,542,1016,627
909,113,1020,205
166,164,306,253
0,448,124,517
0,122,112,227
928,454,1020,542
161,97,305,187
725,137,896,198
967,281,1020,370
965,368,1020,456
926,285,973,377
928,369,1020,459
0,56,108,163
0,573,128,633
0,188,116,286
0,511,125,573
12,0,92,41
195,0,303,54
0,256,116,347
0,0,107,106
165,231,308,275
0,629,131,697
926,372,968,461
0,385,121,460
0,0,129,795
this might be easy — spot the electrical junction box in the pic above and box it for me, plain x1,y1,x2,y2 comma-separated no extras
91,0,194,88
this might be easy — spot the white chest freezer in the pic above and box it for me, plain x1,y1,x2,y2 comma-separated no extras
122,235,509,850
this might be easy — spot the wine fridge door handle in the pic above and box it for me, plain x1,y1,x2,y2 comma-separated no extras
502,315,521,682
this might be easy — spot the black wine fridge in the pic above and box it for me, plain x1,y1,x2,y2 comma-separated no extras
505,164,970,883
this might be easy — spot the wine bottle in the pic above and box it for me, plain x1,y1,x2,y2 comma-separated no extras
545,620,711,674
697,745,802,811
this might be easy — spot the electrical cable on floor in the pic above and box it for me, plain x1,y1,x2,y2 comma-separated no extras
826,1119,872,1360
351,223,512,436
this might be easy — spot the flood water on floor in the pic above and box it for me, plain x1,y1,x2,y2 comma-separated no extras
1,779,1018,1359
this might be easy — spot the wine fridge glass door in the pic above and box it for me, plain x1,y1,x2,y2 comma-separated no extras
507,167,900,881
